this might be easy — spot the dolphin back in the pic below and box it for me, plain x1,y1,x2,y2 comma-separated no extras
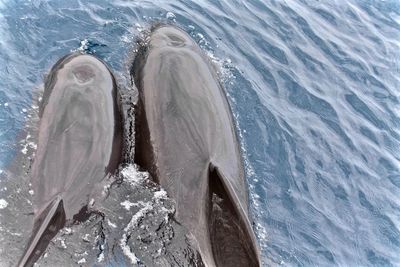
19,53,122,266
132,25,261,266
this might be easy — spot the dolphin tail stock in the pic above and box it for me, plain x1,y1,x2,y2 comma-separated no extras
18,195,66,267
208,163,261,267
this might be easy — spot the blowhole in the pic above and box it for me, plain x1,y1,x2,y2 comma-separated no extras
72,64,95,84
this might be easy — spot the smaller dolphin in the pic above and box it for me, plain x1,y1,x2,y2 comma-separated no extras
132,25,261,266
18,54,122,266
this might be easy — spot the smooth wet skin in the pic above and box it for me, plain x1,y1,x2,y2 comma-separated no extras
133,25,261,266
19,54,122,266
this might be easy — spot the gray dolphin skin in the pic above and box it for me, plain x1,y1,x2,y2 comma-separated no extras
132,25,261,266
18,54,123,266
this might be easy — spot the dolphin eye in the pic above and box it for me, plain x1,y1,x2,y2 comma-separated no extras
72,64,95,84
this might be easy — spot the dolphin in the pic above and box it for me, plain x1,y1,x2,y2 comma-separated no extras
18,54,123,266
132,25,261,266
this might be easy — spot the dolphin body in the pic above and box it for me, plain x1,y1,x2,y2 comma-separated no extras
132,25,261,266
18,54,123,266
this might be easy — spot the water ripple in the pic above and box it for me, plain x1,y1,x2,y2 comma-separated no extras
0,0,399,266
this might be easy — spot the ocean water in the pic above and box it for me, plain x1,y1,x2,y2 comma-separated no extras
0,0,399,266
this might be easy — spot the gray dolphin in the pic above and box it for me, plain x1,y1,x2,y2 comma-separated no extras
18,54,123,266
132,25,261,266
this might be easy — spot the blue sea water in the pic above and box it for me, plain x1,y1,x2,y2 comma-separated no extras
0,0,399,266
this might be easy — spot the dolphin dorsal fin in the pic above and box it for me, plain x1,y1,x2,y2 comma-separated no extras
18,196,66,267
208,164,260,266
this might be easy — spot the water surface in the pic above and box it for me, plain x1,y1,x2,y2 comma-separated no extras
0,0,399,266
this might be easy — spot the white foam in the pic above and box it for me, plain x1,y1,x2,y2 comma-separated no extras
21,141,37,155
120,201,153,265
121,164,149,186
60,239,67,249
107,219,117,228
120,200,139,211
82,234,90,242
63,228,72,235
153,189,167,202
125,202,152,230
8,231,22,236
166,12,176,20
72,39,89,53
120,238,140,265
0,199,8,209
135,23,143,32
97,252,104,262
160,206,174,223
30,142,37,149
75,251,88,257
77,258,86,264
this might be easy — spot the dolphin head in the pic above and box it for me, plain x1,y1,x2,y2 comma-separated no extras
149,25,197,49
